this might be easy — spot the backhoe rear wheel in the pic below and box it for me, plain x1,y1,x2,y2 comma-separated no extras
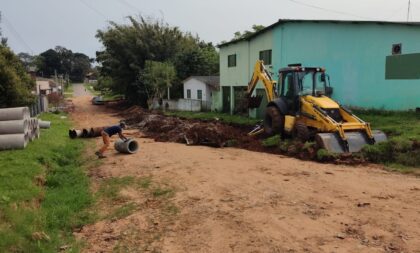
264,106,284,135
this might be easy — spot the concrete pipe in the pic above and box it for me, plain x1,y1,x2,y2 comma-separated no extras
0,107,30,121
39,120,51,129
0,134,28,150
114,139,139,154
29,129,36,142
35,127,40,139
82,129,90,138
69,129,83,139
90,127,103,138
0,119,29,134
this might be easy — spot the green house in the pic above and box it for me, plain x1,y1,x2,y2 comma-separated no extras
214,19,420,117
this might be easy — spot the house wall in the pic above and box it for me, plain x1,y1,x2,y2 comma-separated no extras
183,79,209,101
273,22,420,110
217,30,274,114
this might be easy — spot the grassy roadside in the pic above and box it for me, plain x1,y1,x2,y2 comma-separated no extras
0,113,93,252
83,83,100,96
355,109,420,171
64,84,74,99
164,111,260,126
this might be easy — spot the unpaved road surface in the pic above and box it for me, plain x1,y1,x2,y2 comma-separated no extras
70,94,420,253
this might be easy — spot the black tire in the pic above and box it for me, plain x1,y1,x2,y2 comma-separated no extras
264,106,284,135
293,122,310,142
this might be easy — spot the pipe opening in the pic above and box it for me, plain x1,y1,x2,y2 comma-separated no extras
128,140,139,153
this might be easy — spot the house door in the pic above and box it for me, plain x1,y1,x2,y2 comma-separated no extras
256,88,268,119
222,86,231,113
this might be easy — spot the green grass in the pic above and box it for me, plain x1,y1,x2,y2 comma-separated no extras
63,83,74,98
0,113,93,252
354,109,420,169
106,203,137,220
164,111,260,126
355,109,420,140
83,83,100,96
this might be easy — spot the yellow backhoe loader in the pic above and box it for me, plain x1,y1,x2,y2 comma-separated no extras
247,60,387,153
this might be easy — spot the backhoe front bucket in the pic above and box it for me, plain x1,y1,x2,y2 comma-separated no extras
315,130,387,153
247,96,263,108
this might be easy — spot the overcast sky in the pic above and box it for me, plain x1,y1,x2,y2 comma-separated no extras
1,0,418,58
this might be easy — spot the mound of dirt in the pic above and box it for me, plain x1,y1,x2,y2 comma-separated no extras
122,106,265,151
121,106,367,165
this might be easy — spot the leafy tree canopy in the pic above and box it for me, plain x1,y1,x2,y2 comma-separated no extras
36,46,92,82
0,44,35,107
96,16,219,108
232,24,265,41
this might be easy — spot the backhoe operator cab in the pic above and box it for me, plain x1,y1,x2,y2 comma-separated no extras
278,64,333,115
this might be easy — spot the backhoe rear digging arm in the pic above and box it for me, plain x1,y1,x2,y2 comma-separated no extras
246,60,277,102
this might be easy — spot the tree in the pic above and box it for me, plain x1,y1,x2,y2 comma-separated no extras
140,61,176,102
232,24,266,41
35,47,91,81
18,52,35,69
96,16,219,108
0,45,35,107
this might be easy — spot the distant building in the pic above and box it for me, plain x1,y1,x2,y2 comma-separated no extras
183,76,220,110
85,72,98,84
35,79,58,95
216,19,420,116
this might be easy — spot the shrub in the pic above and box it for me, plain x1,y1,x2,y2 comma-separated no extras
316,149,337,162
262,135,280,147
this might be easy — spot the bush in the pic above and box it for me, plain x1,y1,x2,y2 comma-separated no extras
262,135,280,147
361,139,420,167
0,45,35,107
316,149,337,162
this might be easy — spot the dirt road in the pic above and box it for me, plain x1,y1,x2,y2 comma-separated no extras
70,94,420,253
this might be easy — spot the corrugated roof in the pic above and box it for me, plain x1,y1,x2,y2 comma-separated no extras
218,19,420,48
183,76,220,90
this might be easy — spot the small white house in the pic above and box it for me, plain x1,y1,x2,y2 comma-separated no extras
183,76,219,110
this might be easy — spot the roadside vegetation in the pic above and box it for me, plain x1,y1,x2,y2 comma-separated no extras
0,113,93,252
63,83,74,98
356,109,420,171
83,83,100,96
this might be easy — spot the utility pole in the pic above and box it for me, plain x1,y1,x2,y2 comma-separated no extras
407,0,411,21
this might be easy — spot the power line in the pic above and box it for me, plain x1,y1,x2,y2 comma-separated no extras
407,0,411,21
78,0,108,20
2,15,33,54
117,0,142,14
287,0,373,20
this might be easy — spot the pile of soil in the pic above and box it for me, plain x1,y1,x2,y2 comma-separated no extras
121,106,366,165
121,106,266,152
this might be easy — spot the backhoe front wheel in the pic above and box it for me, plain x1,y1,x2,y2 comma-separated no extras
264,106,284,135
293,122,310,142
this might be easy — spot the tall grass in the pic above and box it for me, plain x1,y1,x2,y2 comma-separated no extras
0,113,93,252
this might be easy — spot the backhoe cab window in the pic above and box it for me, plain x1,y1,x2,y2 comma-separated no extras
282,73,294,98
315,73,327,96
299,72,313,96
297,71,327,96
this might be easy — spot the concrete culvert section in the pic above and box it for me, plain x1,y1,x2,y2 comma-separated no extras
0,107,30,121
38,120,51,129
0,120,29,134
114,139,139,154
0,134,28,150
